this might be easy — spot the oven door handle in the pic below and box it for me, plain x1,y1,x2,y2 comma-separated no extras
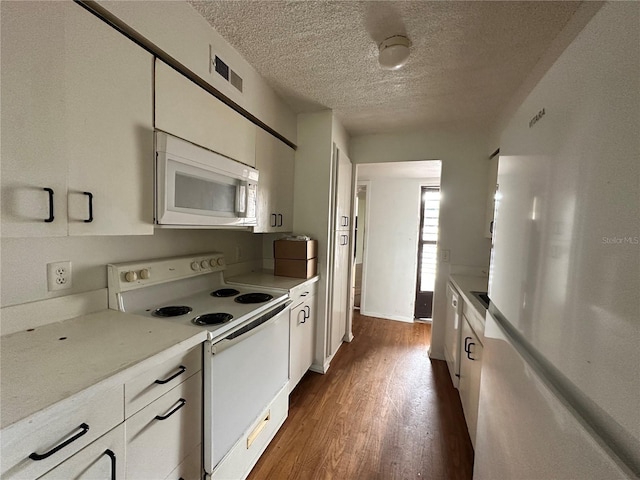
211,300,292,355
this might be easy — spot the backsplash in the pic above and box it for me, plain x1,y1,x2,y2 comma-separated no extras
0,229,263,308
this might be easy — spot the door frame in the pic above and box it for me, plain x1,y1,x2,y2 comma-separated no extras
414,185,440,320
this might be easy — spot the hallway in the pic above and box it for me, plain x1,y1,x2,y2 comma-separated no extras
248,312,474,480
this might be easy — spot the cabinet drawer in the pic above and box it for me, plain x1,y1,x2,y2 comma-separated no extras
38,424,125,480
126,372,202,480
1,385,123,480
289,284,316,307
164,444,202,480
125,346,201,418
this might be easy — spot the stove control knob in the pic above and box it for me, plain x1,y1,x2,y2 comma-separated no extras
216,257,225,267
209,259,217,268
125,271,138,282
139,269,151,280
190,261,200,271
200,260,209,269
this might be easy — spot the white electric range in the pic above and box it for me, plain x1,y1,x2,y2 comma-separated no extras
107,252,291,479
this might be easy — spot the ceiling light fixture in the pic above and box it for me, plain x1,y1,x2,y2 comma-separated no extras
378,35,410,70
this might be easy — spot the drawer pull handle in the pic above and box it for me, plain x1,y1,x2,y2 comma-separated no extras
29,423,89,461
104,449,116,480
154,365,186,385
155,398,186,421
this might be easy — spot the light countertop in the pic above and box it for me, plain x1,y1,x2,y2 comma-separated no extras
1,310,207,430
227,270,319,291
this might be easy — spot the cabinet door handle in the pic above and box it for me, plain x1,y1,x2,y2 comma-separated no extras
155,398,186,420
104,449,116,480
304,305,310,319
298,309,306,324
29,423,90,460
278,213,283,227
271,213,277,227
467,342,476,361
154,365,186,385
463,336,472,354
43,187,55,223
490,220,494,235
83,191,94,223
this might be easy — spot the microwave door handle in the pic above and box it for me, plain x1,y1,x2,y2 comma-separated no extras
236,181,247,215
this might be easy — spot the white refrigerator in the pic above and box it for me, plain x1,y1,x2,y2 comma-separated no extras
475,3,639,478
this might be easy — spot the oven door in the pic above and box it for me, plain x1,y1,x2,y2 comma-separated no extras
204,303,290,474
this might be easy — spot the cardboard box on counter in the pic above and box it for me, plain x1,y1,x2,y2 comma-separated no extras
274,258,317,279
274,238,317,260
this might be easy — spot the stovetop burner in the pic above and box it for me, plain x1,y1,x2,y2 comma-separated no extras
235,293,274,304
192,313,234,326
152,305,193,317
211,288,240,298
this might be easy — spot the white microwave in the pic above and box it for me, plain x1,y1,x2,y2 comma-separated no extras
155,131,258,227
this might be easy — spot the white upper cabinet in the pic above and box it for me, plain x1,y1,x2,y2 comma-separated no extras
155,60,256,167
1,1,154,237
65,4,153,236
253,128,294,233
1,2,69,237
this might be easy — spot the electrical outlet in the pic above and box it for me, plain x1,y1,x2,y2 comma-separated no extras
440,249,451,263
47,261,72,291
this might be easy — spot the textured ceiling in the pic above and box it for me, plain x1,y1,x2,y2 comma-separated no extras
188,1,582,136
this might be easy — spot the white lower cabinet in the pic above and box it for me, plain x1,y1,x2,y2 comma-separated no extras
126,372,202,480
38,424,125,480
458,314,484,447
164,445,202,480
0,385,123,480
289,292,317,392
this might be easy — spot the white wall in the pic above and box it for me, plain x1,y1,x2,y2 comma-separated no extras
360,178,426,322
97,0,296,143
350,130,492,358
0,229,263,309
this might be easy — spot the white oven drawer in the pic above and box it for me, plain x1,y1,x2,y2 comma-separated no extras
1,385,123,480
211,385,288,480
124,345,201,418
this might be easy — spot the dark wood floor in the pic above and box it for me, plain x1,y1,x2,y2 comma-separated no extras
247,312,474,480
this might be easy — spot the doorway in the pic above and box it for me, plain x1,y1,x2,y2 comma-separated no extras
353,161,441,323
414,187,441,320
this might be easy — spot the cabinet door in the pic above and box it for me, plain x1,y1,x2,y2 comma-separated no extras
65,5,154,236
329,231,349,356
155,60,256,167
334,149,352,230
254,128,295,233
126,373,202,480
459,317,484,447
1,1,68,237
38,424,125,480
289,295,316,391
